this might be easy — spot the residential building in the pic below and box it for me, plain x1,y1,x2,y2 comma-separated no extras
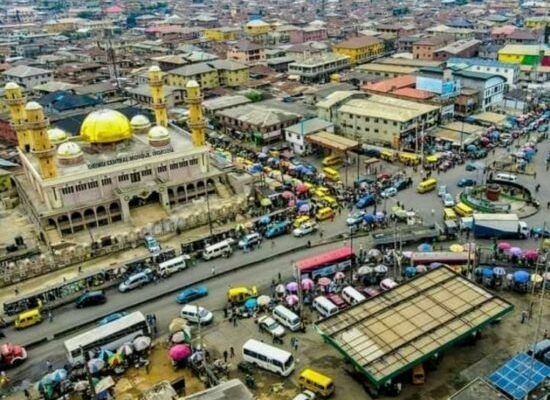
524,16,550,29
333,36,384,65
285,44,325,61
506,30,538,45
289,27,328,44
426,25,476,40
125,85,185,109
167,63,220,89
397,34,427,53
288,54,351,84
356,63,418,79
433,39,481,62
376,24,416,38
447,57,519,87
203,27,241,42
37,91,102,114
207,60,249,87
266,57,295,73
497,45,550,66
2,65,53,89
284,118,334,155
6,7,36,23
227,40,266,65
244,19,271,40
202,95,251,119
377,58,445,68
413,36,453,60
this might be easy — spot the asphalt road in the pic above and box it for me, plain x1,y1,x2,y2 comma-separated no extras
6,132,550,386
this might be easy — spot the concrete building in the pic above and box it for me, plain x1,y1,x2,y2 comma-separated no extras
433,39,481,61
289,27,328,44
284,118,334,155
447,57,519,87
356,63,418,79
203,26,241,42
244,19,271,40
2,65,54,89
413,36,452,60
333,36,385,65
167,63,219,90
497,45,550,66
524,16,550,29
288,54,351,83
202,95,251,119
207,60,249,87
227,40,266,65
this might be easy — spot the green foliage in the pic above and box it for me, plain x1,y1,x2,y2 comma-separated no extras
244,90,263,102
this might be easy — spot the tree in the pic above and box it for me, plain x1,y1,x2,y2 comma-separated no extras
244,90,263,103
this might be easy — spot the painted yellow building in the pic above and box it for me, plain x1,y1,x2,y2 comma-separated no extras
497,44,550,66
333,36,384,65
245,19,270,37
44,18,85,33
167,61,249,89
524,17,550,29
209,60,249,87
203,26,240,42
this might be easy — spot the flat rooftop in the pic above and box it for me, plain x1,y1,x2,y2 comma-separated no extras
338,95,440,122
315,267,514,387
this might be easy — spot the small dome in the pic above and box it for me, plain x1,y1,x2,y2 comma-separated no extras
130,114,151,128
47,128,68,144
57,142,83,158
186,80,199,88
80,109,132,144
148,125,170,139
5,82,20,90
25,101,42,111
149,65,161,72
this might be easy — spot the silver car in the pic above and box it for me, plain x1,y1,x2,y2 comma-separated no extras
258,315,285,337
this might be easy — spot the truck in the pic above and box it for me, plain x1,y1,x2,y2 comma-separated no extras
0,343,27,369
371,224,443,247
472,213,529,239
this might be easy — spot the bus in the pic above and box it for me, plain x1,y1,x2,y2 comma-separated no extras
296,246,354,280
242,339,295,376
409,251,474,266
64,312,150,364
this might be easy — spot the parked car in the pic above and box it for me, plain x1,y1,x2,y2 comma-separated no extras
143,234,160,253
292,390,317,400
293,221,317,237
393,179,411,191
531,227,550,238
97,312,128,326
176,286,208,304
75,290,107,309
381,187,397,198
180,305,213,324
118,269,153,292
442,193,455,207
346,211,365,226
457,178,476,187
325,294,347,310
258,315,285,337
465,162,478,171
238,232,262,249
437,185,448,197
356,194,376,209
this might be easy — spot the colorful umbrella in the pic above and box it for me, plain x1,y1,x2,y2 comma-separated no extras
513,270,530,283
171,331,186,344
367,248,381,258
133,336,152,352
416,264,428,273
286,281,299,292
374,264,388,274
363,214,375,224
498,242,511,251
285,294,299,306
282,191,294,199
418,243,433,252
318,277,332,286
531,274,543,284
169,318,188,333
334,271,346,280
108,353,124,367
429,262,444,269
449,244,464,253
524,249,538,260
380,278,397,290
296,183,308,193
87,358,105,374
117,343,134,357
49,368,67,383
96,349,113,361
298,204,310,213
357,265,373,276
257,295,271,306
301,278,314,290
244,298,257,309
509,247,522,256
493,267,506,276
169,344,192,362
482,268,494,278
375,211,385,221
404,266,417,277
275,284,286,293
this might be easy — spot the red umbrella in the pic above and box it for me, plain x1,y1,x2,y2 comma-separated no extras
169,344,192,362
282,191,294,199
318,277,331,286
296,183,308,194
497,242,511,251
524,249,538,260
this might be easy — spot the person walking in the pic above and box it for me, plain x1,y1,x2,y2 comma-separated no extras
293,338,299,351
230,346,235,358
48,310,53,323
223,350,228,363
232,314,238,327
520,310,528,324
23,388,31,400
211,266,216,276
46,360,53,372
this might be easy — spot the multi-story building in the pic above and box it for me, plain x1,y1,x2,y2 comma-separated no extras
497,45,550,66
2,65,54,89
6,7,36,23
244,19,271,40
284,118,335,155
289,27,328,44
167,63,220,89
126,85,185,109
207,60,249,87
227,40,265,65
447,57,518,87
288,54,351,83
356,63,418,79
413,36,452,60
203,26,241,42
524,16,550,29
332,36,384,65
433,39,481,62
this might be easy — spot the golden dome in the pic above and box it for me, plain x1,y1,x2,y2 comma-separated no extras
80,109,132,144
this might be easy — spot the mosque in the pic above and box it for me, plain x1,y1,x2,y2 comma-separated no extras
4,66,234,240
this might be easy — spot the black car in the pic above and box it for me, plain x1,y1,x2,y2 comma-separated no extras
76,290,107,308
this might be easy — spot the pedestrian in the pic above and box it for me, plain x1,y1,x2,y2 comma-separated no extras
290,337,295,349
544,329,548,340
230,346,235,358
293,338,299,351
223,306,228,319
233,314,238,327
520,310,528,324
319,230,324,239
431,209,435,217
223,350,228,363
211,266,216,276
278,272,282,283
14,287,18,296
48,310,53,323
78,265,82,274
46,359,53,372
271,240,275,248
23,389,31,400
534,172,536,179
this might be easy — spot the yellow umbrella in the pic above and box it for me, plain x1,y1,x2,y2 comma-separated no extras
260,198,272,207
450,244,464,253
450,265,463,274
169,318,187,333
530,274,543,283
426,155,439,163
108,353,124,367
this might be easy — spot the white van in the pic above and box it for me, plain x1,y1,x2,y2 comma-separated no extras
495,173,517,182
272,305,301,331
238,232,262,249
341,286,366,306
180,304,213,324
312,296,339,318
157,255,189,277
118,269,152,292
202,239,234,260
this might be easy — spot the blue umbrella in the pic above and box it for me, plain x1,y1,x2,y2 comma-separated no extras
513,270,530,283
418,243,433,252
244,298,257,310
96,349,113,361
49,368,67,383
490,131,500,140
467,144,477,152
363,214,375,224
482,268,494,278
474,267,483,277
258,215,271,225
493,267,506,276
375,211,385,221
404,266,417,277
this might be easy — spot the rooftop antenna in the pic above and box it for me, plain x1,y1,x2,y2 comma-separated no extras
101,28,122,93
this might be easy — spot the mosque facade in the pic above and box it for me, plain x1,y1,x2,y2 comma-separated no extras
5,66,231,239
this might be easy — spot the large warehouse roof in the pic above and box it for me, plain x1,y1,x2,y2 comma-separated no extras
315,267,513,387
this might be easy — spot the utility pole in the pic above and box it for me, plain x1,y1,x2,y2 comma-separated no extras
205,188,213,237
81,345,97,399
295,263,303,317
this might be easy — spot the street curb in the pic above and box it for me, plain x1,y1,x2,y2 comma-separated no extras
23,232,350,350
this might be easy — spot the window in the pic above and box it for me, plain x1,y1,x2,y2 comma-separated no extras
170,163,178,170
130,172,140,183
101,177,112,186
158,165,167,173
189,158,198,166
61,186,74,195
141,169,152,176
118,174,129,182
88,181,98,189
75,183,87,192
